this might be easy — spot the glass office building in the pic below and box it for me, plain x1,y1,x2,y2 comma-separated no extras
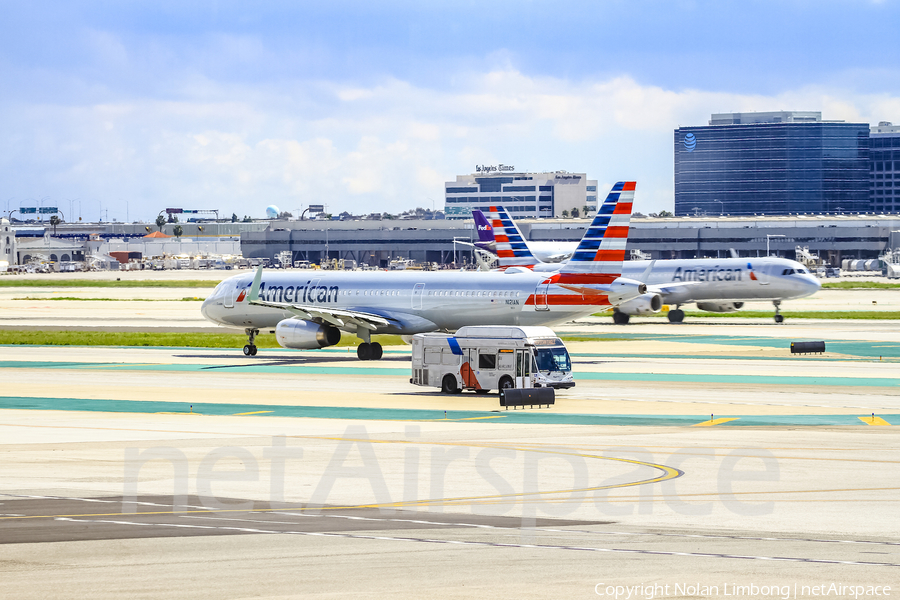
675,112,870,216
870,122,900,214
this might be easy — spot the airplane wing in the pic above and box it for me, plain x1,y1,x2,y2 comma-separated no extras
249,298,393,331
647,282,701,305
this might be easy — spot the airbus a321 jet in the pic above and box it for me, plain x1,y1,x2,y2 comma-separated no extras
201,182,645,359
473,205,821,324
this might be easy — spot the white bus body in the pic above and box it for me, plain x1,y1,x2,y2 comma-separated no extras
411,325,574,394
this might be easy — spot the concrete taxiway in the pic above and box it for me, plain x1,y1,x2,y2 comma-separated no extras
0,275,898,598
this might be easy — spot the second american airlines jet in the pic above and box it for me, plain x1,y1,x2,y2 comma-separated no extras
201,182,645,359
473,205,821,324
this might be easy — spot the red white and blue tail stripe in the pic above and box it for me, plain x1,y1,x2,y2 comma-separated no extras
485,206,540,267
558,181,635,280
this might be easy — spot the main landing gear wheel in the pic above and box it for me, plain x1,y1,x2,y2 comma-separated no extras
357,342,383,361
667,309,685,323
774,301,784,323
441,374,460,394
243,328,259,356
612,310,631,325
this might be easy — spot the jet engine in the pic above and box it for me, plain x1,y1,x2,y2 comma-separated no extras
275,319,342,349
606,277,648,305
616,292,663,315
695,301,745,313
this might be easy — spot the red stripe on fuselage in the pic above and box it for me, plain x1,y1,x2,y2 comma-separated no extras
525,294,612,307
551,273,619,284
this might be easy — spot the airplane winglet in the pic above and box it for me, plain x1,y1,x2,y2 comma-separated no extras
249,265,263,302
640,259,656,282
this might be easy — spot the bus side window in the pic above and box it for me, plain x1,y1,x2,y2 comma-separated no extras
498,351,514,370
478,353,496,369
442,349,459,365
425,349,442,365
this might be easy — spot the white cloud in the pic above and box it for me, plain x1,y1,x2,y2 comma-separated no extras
2,69,898,220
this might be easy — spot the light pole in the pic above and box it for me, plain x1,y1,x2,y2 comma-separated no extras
766,234,785,257
713,199,723,216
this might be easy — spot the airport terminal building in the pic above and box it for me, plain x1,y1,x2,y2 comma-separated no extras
675,111,871,216
444,167,598,219
240,214,900,267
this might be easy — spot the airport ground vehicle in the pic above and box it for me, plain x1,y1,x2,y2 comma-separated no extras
410,326,574,394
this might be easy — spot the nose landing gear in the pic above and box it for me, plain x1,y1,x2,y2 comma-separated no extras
773,301,784,323
243,328,259,356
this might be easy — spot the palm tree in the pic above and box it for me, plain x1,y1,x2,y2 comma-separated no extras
49,215,60,236
571,207,580,218
155,214,166,232
561,209,569,218
173,225,183,238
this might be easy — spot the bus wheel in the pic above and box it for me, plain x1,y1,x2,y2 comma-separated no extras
499,376,514,390
441,375,460,394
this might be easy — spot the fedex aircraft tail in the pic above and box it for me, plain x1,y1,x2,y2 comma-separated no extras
484,205,540,267
472,210,496,245
558,181,635,282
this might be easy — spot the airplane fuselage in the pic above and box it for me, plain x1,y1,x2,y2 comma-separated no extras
201,269,618,334
622,257,820,303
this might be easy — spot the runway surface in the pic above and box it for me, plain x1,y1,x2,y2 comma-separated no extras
1,277,899,598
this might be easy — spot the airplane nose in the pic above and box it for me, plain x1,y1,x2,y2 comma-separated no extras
804,275,822,295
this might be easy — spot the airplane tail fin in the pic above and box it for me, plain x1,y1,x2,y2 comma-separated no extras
558,182,635,281
472,210,496,244
485,205,540,267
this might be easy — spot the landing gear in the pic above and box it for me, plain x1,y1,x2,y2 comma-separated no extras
667,308,685,323
243,328,259,356
612,310,631,325
356,342,383,361
774,301,784,323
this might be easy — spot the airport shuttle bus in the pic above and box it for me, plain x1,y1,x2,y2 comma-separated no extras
411,326,574,394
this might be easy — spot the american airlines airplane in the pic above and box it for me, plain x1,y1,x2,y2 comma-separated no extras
473,206,821,324
201,182,646,359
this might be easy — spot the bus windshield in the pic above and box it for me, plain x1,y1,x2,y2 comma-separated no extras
534,346,571,373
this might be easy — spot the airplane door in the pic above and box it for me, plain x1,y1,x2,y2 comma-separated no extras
308,278,321,302
224,281,239,308
534,281,550,311
412,283,425,309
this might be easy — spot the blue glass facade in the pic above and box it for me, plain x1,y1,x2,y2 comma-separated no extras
870,132,900,213
674,122,870,215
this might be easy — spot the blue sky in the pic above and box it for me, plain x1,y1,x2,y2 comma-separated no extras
2,1,899,221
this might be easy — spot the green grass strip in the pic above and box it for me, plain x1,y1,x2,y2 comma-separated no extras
0,279,218,288
821,281,900,289
0,330,405,348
